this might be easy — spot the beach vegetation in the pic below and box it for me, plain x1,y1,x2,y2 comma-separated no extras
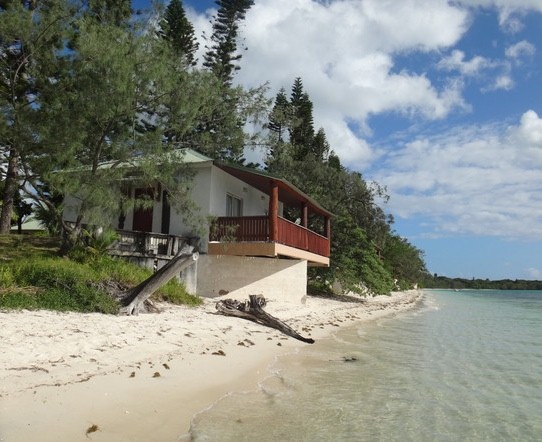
0,235,201,312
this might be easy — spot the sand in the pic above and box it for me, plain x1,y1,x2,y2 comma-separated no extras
0,290,422,441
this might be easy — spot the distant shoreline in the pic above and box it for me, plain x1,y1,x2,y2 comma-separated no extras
0,290,422,441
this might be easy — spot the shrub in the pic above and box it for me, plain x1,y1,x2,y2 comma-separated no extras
0,235,201,312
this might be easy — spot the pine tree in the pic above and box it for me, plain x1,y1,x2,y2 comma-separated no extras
196,0,259,161
312,128,330,161
289,78,315,160
159,0,199,66
203,0,254,85
268,88,290,143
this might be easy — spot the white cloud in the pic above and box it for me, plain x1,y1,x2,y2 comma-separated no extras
488,74,515,91
216,0,469,166
437,50,494,76
186,0,542,169
438,41,535,92
372,111,542,239
505,40,536,60
456,0,542,32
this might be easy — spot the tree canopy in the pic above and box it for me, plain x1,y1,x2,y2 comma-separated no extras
0,1,428,295
265,78,427,294
0,0,265,249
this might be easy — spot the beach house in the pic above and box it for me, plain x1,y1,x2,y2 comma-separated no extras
63,149,332,303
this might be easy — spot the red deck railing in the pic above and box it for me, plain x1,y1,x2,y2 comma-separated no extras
210,216,330,258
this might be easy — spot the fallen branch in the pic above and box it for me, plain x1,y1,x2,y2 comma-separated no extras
120,245,198,315
216,295,315,344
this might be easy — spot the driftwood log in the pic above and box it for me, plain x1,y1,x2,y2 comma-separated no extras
120,246,198,315
216,295,315,344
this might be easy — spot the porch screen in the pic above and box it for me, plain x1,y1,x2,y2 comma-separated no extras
226,194,242,217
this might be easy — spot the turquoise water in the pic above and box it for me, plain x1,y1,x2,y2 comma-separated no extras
188,290,542,441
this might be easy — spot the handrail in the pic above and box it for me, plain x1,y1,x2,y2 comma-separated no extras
113,230,187,256
210,216,330,258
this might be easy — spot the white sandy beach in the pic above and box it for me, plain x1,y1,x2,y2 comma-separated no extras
0,290,422,441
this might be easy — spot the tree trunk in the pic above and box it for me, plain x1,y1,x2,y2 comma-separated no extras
0,149,19,234
59,220,82,256
120,245,198,315
216,295,315,344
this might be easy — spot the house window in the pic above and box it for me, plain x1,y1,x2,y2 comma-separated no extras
226,194,242,217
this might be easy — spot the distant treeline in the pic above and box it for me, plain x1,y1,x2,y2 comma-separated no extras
423,276,542,290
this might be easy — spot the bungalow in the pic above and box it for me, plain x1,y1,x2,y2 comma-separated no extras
63,149,332,303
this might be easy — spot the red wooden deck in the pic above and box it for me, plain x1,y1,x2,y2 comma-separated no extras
210,216,330,258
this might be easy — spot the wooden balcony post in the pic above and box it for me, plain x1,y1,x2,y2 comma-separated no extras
324,216,331,256
301,203,308,228
269,181,279,242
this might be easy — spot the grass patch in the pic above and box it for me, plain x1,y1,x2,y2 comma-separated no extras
0,234,60,260
0,234,201,312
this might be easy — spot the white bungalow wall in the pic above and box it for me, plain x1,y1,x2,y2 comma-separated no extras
62,194,82,223
169,164,272,251
208,166,270,218
62,194,122,229
168,163,213,241
64,162,281,253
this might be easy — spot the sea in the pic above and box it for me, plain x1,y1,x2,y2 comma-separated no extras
188,290,542,441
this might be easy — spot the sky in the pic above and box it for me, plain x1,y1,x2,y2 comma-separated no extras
137,0,542,280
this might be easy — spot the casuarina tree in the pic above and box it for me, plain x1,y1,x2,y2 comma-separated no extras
0,0,70,233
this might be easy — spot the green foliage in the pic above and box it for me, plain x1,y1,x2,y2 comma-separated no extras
90,255,201,306
307,278,335,296
423,275,542,290
158,0,199,66
289,78,316,160
32,188,64,236
0,234,60,260
1,258,119,313
0,236,201,312
67,228,119,262
153,279,201,306
383,233,427,289
359,248,395,295
266,78,425,295
0,0,71,233
323,218,394,295
203,0,255,85
86,0,131,25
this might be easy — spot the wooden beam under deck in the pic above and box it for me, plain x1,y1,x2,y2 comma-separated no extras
207,241,330,267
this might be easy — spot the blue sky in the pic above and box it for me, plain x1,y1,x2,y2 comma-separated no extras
138,0,542,280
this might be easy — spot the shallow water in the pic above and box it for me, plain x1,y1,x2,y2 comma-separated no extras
189,290,542,441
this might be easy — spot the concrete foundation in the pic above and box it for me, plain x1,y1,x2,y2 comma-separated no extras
111,253,307,304
196,255,307,304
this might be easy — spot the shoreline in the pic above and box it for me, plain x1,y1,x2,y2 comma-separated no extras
0,290,422,441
